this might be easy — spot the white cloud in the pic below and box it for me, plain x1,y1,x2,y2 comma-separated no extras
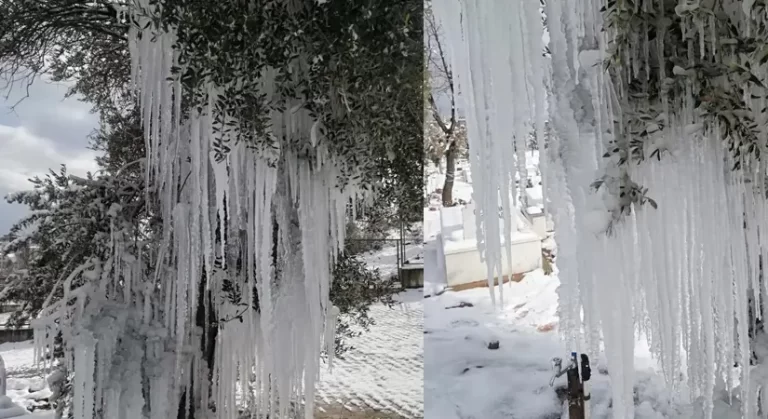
0,124,99,191
0,77,99,234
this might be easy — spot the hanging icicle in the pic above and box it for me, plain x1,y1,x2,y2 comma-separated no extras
432,0,546,306
433,0,768,418
31,1,370,418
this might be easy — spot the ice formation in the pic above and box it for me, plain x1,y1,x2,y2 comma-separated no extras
31,1,355,418
433,0,768,417
431,0,547,306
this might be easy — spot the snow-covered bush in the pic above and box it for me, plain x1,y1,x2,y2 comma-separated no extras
329,253,397,356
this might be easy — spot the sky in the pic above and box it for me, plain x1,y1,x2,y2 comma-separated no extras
0,77,99,235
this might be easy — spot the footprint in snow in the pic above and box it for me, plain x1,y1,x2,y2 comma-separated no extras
450,319,479,328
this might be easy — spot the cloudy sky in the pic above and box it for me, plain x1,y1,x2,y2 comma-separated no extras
0,78,100,234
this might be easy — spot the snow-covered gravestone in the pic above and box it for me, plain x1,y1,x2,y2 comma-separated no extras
462,203,477,240
424,234,448,295
440,206,464,241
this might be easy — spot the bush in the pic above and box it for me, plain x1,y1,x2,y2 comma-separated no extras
329,252,397,356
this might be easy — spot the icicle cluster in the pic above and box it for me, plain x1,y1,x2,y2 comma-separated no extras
431,0,546,305
31,1,357,418
433,0,768,417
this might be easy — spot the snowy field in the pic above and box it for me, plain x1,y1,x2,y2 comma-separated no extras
317,289,423,418
424,269,751,419
314,243,424,416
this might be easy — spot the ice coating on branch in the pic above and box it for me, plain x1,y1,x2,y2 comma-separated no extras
31,1,363,418
433,0,766,418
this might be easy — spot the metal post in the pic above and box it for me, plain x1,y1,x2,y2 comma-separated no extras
550,352,589,419
0,353,6,396
566,352,584,419
581,354,591,419
396,239,402,282
398,221,406,281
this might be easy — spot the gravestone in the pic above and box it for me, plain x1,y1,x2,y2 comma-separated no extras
462,203,477,240
424,235,447,294
440,206,464,241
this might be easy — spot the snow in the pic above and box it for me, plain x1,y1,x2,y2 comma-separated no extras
0,341,53,417
0,294,424,419
359,244,423,280
0,396,31,418
424,269,747,419
316,290,423,418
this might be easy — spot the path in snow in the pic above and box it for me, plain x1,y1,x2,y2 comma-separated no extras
316,290,423,418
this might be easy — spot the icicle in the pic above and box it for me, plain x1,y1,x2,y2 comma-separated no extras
433,0,544,307
325,305,340,372
433,0,763,418
33,1,381,417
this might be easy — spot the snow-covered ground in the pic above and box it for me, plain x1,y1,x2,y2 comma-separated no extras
424,268,751,419
0,247,424,419
360,244,423,281
313,244,423,418
317,290,423,418
0,292,424,419
0,341,53,418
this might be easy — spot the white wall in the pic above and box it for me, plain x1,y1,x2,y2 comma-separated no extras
530,213,548,238
443,233,542,287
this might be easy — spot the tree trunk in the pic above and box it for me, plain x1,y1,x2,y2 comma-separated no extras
178,272,218,419
431,156,441,170
442,142,456,207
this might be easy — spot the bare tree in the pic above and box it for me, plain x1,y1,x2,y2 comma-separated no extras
425,2,462,207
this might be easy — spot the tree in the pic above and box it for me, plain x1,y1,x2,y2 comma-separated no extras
425,1,462,206
0,0,423,417
434,0,768,417
424,117,467,171
2,105,401,418
0,0,129,109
